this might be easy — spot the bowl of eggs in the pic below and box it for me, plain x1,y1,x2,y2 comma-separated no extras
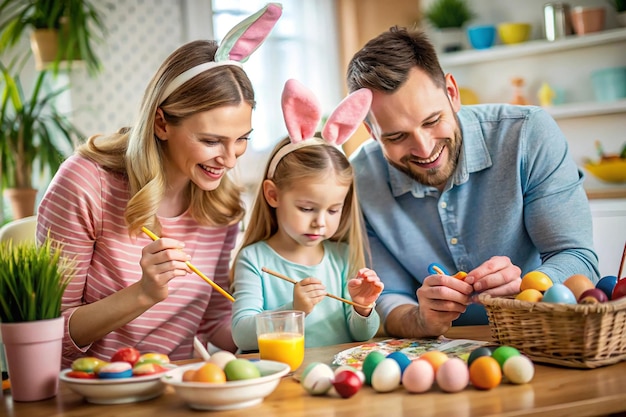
162,354,290,411
60,349,174,404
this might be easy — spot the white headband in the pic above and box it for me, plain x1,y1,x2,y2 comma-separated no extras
158,61,243,104
267,138,326,179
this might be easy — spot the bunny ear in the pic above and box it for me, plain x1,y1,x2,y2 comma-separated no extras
215,3,283,63
281,79,323,143
322,89,372,146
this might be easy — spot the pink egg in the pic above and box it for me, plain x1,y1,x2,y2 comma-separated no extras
435,357,469,393
401,359,434,393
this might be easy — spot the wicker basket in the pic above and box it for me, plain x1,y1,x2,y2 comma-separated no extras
478,293,626,368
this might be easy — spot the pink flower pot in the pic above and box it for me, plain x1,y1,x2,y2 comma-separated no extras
571,6,606,35
1,317,64,401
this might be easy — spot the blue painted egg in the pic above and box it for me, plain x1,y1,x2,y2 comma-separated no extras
596,275,618,300
98,361,133,379
542,283,577,304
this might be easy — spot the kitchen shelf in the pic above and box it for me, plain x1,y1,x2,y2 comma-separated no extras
440,27,626,68
545,99,626,119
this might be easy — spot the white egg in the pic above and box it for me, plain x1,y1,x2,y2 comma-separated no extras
371,358,401,393
503,355,535,384
301,362,335,395
435,357,469,393
334,365,365,383
207,350,237,370
402,359,435,393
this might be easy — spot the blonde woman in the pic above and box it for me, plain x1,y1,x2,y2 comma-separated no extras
36,4,282,369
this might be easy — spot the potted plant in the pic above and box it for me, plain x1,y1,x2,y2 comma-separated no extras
423,0,476,52
0,0,107,76
0,236,75,401
0,61,83,219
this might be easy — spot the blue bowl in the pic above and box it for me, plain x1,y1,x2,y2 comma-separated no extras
467,25,496,50
591,66,626,102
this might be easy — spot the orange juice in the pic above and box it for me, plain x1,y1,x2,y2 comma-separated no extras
257,332,305,372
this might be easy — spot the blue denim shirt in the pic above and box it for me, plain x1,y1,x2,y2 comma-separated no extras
351,104,600,325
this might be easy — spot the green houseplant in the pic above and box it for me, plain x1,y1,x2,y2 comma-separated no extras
423,0,476,53
0,236,75,401
424,0,475,29
0,0,107,76
0,61,83,219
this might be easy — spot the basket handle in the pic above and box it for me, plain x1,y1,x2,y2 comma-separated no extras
617,242,626,281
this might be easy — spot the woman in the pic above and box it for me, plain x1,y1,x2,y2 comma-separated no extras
36,3,282,369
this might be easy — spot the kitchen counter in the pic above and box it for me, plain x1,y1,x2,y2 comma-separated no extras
584,175,626,199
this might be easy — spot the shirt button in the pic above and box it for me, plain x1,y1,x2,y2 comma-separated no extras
450,238,458,245
440,202,447,209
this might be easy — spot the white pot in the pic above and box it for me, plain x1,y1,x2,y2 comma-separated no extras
433,28,465,53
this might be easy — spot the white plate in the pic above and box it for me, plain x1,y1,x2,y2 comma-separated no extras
162,360,290,411
59,366,175,404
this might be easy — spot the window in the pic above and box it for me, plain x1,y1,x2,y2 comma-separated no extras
210,0,343,186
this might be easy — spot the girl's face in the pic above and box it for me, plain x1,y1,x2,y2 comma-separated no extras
264,172,350,248
156,102,253,191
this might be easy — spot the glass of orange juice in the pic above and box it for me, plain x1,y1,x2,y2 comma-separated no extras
255,310,305,372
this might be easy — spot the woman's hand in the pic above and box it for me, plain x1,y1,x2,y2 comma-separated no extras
348,268,384,316
139,238,191,305
293,277,326,315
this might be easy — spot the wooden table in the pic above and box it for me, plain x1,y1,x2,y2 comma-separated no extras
3,326,626,417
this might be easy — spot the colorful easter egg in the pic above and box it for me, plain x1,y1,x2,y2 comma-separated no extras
435,357,469,393
596,275,618,300
371,358,401,393
301,362,334,395
332,370,363,398
98,361,133,379
401,359,434,393
362,351,386,385
502,355,534,384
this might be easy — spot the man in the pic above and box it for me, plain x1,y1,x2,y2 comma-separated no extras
347,27,599,338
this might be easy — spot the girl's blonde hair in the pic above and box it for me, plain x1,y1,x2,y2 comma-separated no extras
77,40,254,236
235,136,369,280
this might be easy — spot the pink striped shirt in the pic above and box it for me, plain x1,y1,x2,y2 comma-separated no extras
37,154,238,369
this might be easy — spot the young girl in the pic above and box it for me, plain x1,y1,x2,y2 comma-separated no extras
35,4,282,369
231,79,383,350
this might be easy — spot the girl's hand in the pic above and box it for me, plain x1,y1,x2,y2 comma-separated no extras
139,238,191,305
347,268,384,316
293,277,326,315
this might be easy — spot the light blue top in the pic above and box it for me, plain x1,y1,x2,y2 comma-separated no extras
231,240,380,350
350,104,600,325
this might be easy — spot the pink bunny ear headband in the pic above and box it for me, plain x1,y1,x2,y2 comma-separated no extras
158,3,282,104
267,79,372,179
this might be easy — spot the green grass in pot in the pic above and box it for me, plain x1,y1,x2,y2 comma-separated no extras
0,237,74,322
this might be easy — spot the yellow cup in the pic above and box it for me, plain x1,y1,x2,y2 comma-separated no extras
256,310,305,372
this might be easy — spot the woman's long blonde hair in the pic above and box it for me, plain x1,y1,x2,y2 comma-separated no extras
234,136,369,280
77,40,254,236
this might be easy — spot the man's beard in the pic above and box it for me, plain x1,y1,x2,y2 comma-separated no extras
389,128,463,188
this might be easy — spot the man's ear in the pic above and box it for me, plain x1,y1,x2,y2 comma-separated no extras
263,179,279,208
444,73,462,112
154,108,168,141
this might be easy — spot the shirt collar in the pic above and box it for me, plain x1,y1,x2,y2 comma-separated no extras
388,106,493,198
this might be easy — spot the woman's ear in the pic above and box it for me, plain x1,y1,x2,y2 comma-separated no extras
263,179,279,208
154,108,168,141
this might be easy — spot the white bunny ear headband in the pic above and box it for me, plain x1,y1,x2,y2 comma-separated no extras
158,3,283,104
267,79,372,179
